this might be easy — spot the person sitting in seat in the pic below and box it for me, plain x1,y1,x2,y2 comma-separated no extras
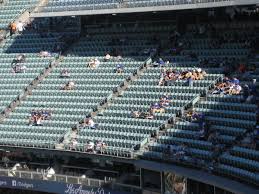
60,69,70,78
12,64,27,74
95,141,107,153
35,115,43,126
160,95,172,108
42,110,52,120
84,116,96,129
62,81,75,90
88,59,95,68
20,65,27,73
158,58,165,67
229,84,242,95
150,103,165,114
158,72,165,86
85,140,95,152
144,111,154,120
28,115,35,126
88,58,100,69
115,63,124,74
104,53,111,61
131,111,140,118
39,50,51,57
16,54,25,63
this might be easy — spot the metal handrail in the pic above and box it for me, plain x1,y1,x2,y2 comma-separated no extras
35,0,234,13
0,168,142,192
0,168,106,186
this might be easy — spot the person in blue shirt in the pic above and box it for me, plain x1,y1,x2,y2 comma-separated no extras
232,77,239,85
158,58,165,67
116,64,124,74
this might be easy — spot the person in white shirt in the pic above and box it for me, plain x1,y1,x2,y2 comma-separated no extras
88,118,96,129
94,58,100,68
17,21,24,34
36,117,42,126
20,65,27,73
39,51,51,57
88,58,100,69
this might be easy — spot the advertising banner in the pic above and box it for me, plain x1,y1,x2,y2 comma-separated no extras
0,176,130,194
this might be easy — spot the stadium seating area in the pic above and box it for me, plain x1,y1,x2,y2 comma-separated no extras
0,4,258,187
0,0,38,29
0,31,65,147
139,24,259,184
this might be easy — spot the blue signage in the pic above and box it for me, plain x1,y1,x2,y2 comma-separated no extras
0,176,132,194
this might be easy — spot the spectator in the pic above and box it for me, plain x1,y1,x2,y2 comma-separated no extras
104,53,111,61
39,51,51,57
12,64,26,73
60,69,70,78
11,54,25,66
232,77,240,85
88,58,100,69
150,103,165,114
115,63,124,74
131,111,140,118
9,21,16,36
158,58,165,67
17,21,24,34
145,111,154,119
70,139,78,150
160,94,172,108
36,115,42,126
62,81,75,90
95,141,107,153
187,76,193,87
85,141,95,152
84,117,97,129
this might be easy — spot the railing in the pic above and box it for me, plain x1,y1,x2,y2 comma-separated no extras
0,168,142,192
34,0,235,14
0,168,106,186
